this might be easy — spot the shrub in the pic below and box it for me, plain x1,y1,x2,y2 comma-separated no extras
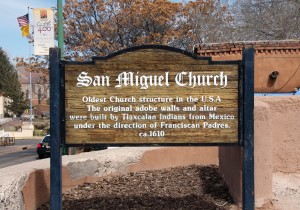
33,122,45,130
14,125,22,131
33,130,47,136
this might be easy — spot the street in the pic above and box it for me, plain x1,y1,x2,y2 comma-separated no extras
0,148,40,168
0,138,43,169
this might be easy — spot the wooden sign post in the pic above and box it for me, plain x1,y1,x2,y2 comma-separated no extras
49,45,254,209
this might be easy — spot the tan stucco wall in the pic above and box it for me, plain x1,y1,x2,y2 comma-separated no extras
219,99,273,207
129,147,218,172
257,96,300,173
219,96,300,207
207,53,300,93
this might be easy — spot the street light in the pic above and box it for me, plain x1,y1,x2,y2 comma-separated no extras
29,70,34,129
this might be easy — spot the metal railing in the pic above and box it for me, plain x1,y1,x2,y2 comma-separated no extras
0,137,15,146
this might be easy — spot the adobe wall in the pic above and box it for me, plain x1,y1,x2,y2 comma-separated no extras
194,40,300,93
258,96,300,173
0,96,299,209
219,99,273,207
219,96,300,207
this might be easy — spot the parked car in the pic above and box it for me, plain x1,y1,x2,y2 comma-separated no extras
36,135,108,158
37,135,51,159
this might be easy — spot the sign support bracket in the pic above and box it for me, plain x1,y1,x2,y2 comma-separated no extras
50,48,62,210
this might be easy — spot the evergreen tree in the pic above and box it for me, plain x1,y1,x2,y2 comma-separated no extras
0,48,28,117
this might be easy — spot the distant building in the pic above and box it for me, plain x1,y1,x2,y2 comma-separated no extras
17,67,50,106
0,93,12,118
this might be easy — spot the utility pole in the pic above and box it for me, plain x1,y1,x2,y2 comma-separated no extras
57,0,69,156
29,71,33,129
57,0,64,58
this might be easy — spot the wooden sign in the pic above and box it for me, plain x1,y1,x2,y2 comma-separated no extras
62,45,242,145
51,47,254,209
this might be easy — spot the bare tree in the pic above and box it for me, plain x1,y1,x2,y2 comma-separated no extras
173,0,235,51
32,75,49,105
231,0,300,41
15,56,49,105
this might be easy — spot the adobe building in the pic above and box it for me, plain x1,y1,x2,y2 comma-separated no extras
193,40,300,207
194,40,300,93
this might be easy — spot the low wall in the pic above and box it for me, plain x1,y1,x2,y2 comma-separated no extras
129,147,218,172
0,148,147,210
0,147,217,210
8,129,33,139
0,96,299,209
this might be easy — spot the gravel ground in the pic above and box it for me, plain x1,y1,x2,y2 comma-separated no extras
38,165,234,210
271,172,300,210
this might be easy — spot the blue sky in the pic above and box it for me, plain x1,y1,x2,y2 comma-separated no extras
0,0,56,61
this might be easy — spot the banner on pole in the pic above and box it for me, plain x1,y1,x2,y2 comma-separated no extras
33,9,55,55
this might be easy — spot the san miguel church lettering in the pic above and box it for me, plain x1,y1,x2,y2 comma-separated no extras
76,71,228,89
